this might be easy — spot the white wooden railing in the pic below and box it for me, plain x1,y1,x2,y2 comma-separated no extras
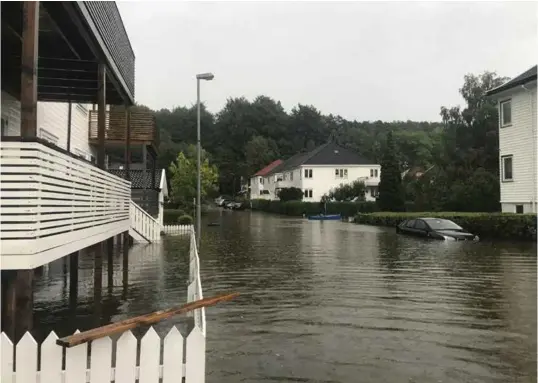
0,140,130,269
0,228,206,382
129,200,162,242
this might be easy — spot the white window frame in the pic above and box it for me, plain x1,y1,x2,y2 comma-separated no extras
335,168,348,179
304,169,313,179
501,155,513,182
500,99,512,127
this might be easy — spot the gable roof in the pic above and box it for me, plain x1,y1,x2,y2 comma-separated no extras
107,169,163,190
266,142,376,175
486,65,537,96
253,159,283,176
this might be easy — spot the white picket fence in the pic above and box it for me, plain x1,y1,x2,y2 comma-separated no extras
163,224,193,236
1,227,206,383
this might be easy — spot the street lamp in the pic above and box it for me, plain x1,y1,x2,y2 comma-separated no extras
196,72,214,250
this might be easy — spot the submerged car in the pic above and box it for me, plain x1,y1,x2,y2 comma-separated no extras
396,218,479,241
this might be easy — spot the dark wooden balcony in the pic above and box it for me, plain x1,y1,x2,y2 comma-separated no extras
89,110,159,153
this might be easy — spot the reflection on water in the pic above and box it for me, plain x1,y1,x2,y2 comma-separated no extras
32,211,536,383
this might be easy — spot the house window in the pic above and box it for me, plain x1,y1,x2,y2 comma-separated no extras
39,128,59,145
290,172,293,181
501,155,513,181
500,99,512,127
374,169,378,177
261,178,264,185
1,117,7,136
335,169,348,178
304,189,313,198
516,205,524,214
304,169,313,178
370,169,374,177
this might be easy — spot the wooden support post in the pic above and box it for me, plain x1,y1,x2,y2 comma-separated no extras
15,270,34,342
93,244,104,326
20,1,39,138
142,145,147,210
3,271,17,341
97,63,106,169
66,101,72,152
125,109,131,181
69,252,79,311
122,232,129,300
107,237,114,295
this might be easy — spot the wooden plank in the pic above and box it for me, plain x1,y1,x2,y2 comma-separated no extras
20,1,39,138
139,327,160,383
56,293,239,348
163,327,184,382
89,337,112,383
0,333,14,383
185,326,205,383
40,332,62,383
114,331,137,383
15,332,37,383
65,330,87,383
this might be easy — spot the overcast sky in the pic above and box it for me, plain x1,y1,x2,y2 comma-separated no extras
117,1,537,122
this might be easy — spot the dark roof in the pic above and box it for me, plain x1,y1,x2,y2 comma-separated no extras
253,160,283,176
267,142,376,175
486,65,537,96
107,169,162,189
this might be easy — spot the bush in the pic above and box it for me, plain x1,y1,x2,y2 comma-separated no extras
354,212,537,241
178,215,194,225
251,199,379,217
277,187,304,202
163,209,186,224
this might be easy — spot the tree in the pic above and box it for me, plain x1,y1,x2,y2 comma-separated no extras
245,135,280,176
168,145,219,208
328,180,366,201
277,187,304,202
378,132,405,211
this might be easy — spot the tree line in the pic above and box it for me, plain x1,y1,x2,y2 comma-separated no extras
142,70,506,212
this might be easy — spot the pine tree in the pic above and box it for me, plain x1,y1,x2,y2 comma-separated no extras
378,131,405,211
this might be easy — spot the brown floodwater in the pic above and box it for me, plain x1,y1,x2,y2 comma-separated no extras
32,211,537,383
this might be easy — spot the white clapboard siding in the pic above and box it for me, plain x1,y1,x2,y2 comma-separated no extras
163,224,193,236
130,200,163,242
0,326,206,383
0,141,130,269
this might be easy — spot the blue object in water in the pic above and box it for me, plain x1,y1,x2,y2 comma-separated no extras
307,214,341,221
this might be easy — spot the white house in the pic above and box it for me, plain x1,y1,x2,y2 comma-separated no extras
487,65,537,214
249,159,283,200
250,142,381,202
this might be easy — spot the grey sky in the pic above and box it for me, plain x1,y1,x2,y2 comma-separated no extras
117,1,537,122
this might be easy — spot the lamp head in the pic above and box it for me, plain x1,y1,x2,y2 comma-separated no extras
196,73,214,81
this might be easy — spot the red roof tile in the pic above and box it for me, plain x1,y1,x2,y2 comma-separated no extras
254,160,283,176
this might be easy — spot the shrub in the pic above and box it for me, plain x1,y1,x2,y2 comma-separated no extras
354,212,537,241
163,209,186,224
277,187,304,202
251,199,379,217
178,215,194,225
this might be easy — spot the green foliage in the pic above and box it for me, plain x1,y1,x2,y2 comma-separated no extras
178,215,194,225
328,180,366,202
354,212,537,241
378,132,405,211
277,187,304,202
168,145,219,208
163,209,187,224
252,199,378,217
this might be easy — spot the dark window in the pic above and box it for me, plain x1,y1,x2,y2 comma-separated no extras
375,169,379,177
502,155,513,181
370,169,374,177
406,219,416,228
500,100,512,126
516,205,524,214
425,219,462,231
414,220,427,230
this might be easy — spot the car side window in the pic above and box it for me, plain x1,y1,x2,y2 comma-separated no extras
414,220,427,230
406,219,416,228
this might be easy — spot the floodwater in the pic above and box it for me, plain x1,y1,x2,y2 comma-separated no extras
32,211,536,383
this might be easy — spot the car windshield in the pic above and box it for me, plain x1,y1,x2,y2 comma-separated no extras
426,219,463,231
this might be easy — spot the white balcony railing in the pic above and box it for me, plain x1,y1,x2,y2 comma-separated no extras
1,228,207,382
0,140,131,269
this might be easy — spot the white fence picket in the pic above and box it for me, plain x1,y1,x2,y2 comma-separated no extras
1,333,14,383
90,337,112,383
185,326,206,383
66,330,88,383
16,332,38,383
139,327,161,383
162,327,184,383
115,330,137,383
40,331,62,383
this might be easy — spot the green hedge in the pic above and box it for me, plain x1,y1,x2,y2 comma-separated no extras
164,209,187,224
251,199,379,217
354,212,537,241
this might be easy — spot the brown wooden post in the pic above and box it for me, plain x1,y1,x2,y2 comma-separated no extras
15,270,34,341
122,231,129,300
3,271,17,341
107,237,114,295
125,109,131,181
69,251,79,311
20,1,40,138
97,63,106,169
93,245,103,326
142,145,147,211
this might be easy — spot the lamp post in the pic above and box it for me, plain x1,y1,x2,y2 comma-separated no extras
196,72,214,250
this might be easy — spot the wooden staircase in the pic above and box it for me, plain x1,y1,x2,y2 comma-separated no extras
129,200,162,243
